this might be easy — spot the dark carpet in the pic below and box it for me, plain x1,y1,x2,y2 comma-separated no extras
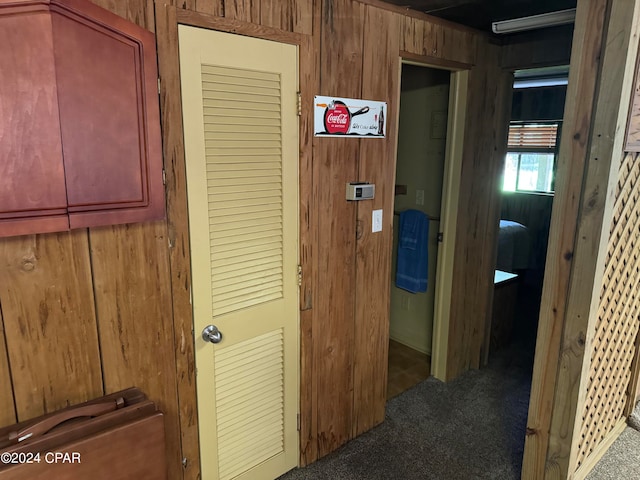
279,345,534,480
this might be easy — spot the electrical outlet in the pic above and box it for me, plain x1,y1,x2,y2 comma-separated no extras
401,296,410,311
416,189,425,206
372,209,383,233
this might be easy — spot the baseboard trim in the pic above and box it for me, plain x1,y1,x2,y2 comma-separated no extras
389,335,431,356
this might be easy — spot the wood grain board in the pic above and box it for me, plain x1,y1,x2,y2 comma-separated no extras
313,0,364,458
352,5,399,438
0,309,16,427
154,3,201,478
446,42,512,379
500,24,573,70
0,231,103,421
625,53,640,151
299,0,321,465
89,224,182,480
400,15,476,66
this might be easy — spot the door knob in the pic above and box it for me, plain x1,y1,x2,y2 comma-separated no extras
202,325,223,344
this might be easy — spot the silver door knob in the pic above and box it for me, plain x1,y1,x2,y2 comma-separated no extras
202,325,223,344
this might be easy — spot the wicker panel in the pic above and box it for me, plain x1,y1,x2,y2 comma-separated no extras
576,151,640,469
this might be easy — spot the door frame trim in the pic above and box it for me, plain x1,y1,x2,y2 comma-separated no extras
396,54,470,381
156,5,314,476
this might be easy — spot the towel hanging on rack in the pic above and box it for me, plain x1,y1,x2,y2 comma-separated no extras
395,209,429,293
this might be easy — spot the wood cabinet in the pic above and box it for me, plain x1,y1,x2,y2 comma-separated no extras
0,0,164,237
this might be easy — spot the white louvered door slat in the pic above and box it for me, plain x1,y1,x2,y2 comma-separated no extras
180,26,298,480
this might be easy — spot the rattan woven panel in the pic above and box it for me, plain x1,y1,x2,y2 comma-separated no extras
575,151,640,469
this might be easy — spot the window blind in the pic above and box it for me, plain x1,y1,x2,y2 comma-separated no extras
508,123,558,149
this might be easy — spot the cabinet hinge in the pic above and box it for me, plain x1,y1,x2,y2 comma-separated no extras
162,169,166,185
296,92,302,117
297,413,300,431
158,77,161,95
297,265,302,286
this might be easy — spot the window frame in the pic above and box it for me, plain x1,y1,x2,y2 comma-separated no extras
504,121,562,195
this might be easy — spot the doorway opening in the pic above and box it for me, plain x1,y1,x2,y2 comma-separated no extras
387,62,459,399
487,66,568,368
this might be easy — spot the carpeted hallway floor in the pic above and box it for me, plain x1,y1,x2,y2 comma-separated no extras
279,344,534,480
279,277,639,480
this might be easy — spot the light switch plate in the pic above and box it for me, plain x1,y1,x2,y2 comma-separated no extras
372,209,383,233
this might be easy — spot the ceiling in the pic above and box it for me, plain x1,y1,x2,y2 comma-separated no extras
382,0,577,33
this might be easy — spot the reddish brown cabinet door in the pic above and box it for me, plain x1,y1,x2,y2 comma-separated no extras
0,0,164,238
52,0,164,229
0,5,70,237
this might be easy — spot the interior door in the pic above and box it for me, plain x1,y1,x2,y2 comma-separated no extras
179,26,299,480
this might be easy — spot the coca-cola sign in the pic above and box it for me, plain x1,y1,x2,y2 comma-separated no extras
314,95,386,138
324,101,351,134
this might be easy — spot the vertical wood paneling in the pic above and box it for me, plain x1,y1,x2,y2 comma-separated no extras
90,0,155,32
401,16,476,66
352,6,399,437
260,0,313,34
314,0,364,458
0,310,16,427
422,21,444,58
522,1,610,478
299,5,321,462
223,0,259,22
402,17,424,56
194,0,225,16
439,28,475,65
260,0,292,31
155,3,201,479
500,25,573,70
0,232,103,421
90,224,182,480
293,0,314,35
501,194,554,273
446,42,512,379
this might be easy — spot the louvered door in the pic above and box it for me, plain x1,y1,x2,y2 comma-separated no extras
179,26,299,480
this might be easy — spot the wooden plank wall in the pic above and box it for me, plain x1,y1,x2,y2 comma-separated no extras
0,309,14,427
313,0,364,457
445,42,513,379
0,0,517,478
501,194,554,274
501,24,574,70
352,6,400,438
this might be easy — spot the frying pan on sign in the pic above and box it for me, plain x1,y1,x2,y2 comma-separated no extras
323,100,370,134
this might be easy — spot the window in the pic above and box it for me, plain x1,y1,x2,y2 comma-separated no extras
503,122,559,194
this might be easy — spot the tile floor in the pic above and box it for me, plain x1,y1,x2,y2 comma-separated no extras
386,339,431,399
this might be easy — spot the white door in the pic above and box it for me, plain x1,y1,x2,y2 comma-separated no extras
179,26,299,480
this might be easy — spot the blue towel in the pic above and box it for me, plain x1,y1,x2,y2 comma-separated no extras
396,210,429,293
